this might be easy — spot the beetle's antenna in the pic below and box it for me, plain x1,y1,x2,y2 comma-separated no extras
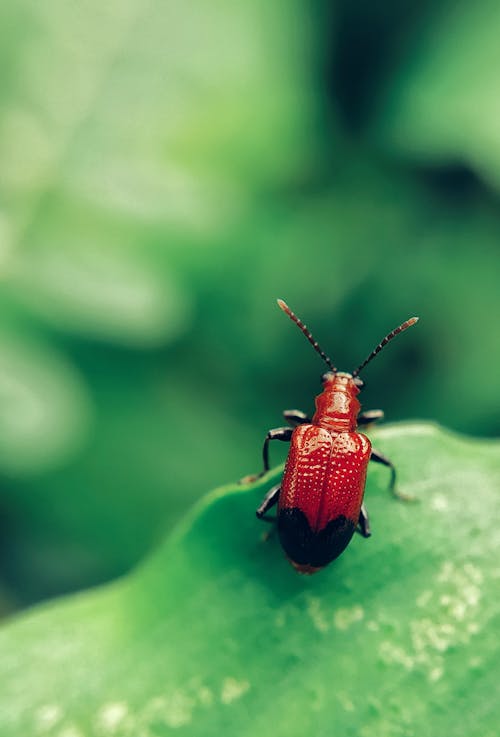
352,317,419,377
277,299,336,372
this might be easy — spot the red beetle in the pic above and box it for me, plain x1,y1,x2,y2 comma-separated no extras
254,300,418,574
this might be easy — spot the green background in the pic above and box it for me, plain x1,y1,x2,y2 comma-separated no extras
0,0,499,619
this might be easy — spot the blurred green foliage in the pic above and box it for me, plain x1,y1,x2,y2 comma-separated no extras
0,0,498,612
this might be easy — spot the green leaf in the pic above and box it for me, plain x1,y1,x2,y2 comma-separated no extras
1,423,499,736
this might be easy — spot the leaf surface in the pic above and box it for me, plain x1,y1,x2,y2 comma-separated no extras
1,423,499,736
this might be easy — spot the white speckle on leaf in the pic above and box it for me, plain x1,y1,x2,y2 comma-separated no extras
463,562,484,584
306,596,329,633
166,692,194,728
165,692,195,728
379,641,415,670
35,704,63,731
220,678,250,705
379,560,483,681
95,702,129,732
430,494,449,511
91,682,220,735
140,692,194,730
429,667,443,682
451,601,467,620
196,686,214,707
436,560,453,583
334,605,364,631
411,618,456,653
463,584,481,607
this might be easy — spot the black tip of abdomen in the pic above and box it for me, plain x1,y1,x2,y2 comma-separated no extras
278,508,355,568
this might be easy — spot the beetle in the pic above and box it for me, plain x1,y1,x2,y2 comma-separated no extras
252,299,419,574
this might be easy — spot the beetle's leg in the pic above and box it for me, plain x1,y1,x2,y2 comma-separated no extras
358,409,384,426
283,409,311,427
370,448,414,501
240,427,292,483
356,503,371,537
370,448,396,492
256,484,281,521
261,427,292,474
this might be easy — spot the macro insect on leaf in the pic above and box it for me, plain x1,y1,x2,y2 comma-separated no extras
251,300,419,574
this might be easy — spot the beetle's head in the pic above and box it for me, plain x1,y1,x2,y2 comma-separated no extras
321,371,365,392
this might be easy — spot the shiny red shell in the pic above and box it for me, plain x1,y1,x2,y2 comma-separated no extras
278,373,371,572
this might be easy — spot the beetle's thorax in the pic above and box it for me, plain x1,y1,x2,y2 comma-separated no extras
312,372,361,432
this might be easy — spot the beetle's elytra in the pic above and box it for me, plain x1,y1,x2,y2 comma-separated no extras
253,300,419,574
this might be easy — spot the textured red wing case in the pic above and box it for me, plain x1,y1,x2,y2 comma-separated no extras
279,424,371,531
